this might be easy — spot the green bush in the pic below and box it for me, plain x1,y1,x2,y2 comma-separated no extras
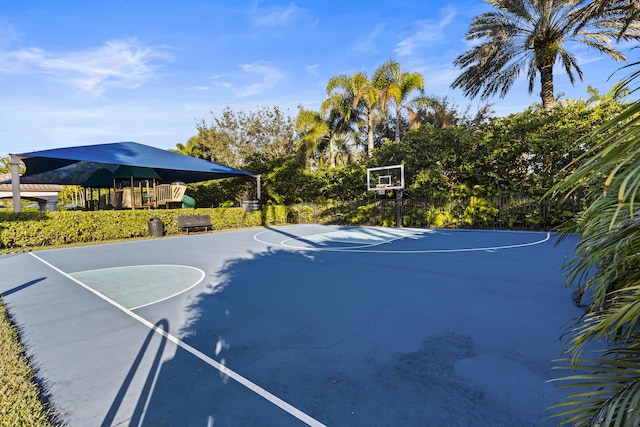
0,206,288,250
462,196,499,226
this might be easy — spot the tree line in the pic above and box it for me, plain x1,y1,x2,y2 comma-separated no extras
177,84,630,207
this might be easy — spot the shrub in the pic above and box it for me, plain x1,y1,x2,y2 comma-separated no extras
0,206,288,250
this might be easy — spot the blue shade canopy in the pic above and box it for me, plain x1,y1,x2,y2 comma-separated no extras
82,168,114,188
111,165,162,180
15,141,254,185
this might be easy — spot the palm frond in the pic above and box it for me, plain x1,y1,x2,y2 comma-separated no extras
549,349,640,426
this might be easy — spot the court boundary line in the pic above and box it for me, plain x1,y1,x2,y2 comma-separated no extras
254,228,552,253
69,265,206,311
28,252,326,427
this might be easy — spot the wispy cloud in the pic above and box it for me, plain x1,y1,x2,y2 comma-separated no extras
0,21,20,50
305,63,320,77
394,10,456,57
7,39,174,95
252,2,303,27
353,24,386,53
212,61,285,97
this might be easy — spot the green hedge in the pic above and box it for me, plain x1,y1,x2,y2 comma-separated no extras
287,195,581,230
0,206,288,250
0,195,578,251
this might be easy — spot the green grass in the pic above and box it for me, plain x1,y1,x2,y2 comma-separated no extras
0,298,57,426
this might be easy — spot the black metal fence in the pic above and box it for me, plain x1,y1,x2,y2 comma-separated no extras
287,194,584,231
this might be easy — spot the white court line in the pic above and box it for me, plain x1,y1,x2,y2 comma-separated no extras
254,228,552,253
69,265,206,311
29,252,326,427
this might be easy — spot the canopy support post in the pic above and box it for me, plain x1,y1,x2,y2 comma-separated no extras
255,174,261,200
10,154,21,213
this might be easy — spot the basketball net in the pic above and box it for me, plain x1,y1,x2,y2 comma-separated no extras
376,183,388,196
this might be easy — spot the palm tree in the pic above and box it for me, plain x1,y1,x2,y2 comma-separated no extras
0,155,25,175
451,0,640,113
572,0,640,37
326,72,383,157
373,60,425,141
296,100,358,169
413,96,458,129
0,155,11,174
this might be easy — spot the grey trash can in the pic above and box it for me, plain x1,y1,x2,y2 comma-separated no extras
148,217,164,237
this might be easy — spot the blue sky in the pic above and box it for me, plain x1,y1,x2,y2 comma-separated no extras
0,0,635,155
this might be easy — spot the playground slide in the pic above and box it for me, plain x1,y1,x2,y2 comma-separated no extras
182,194,196,208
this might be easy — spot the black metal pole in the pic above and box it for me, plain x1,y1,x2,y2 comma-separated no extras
396,189,403,228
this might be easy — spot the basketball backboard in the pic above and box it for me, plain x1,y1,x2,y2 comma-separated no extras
366,164,404,192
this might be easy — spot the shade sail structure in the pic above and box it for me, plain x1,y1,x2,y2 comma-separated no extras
13,141,254,185
111,165,161,180
82,168,114,188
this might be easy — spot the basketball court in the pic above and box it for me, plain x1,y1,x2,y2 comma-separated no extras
0,224,581,426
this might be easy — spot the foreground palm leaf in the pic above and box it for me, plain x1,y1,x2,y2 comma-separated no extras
549,346,640,426
547,56,640,423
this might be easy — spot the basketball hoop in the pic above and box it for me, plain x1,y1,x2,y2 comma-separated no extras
366,164,405,228
376,183,388,196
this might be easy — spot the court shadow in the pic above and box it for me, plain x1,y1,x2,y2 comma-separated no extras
263,224,412,249
0,277,46,297
135,230,580,426
135,242,455,425
137,247,326,426
101,319,168,427
263,224,332,248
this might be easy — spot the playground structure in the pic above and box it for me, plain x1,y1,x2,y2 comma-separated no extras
108,182,194,210
8,142,258,213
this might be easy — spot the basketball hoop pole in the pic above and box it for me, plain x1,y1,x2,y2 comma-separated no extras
395,188,403,228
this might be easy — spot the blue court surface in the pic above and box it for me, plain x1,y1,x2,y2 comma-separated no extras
0,224,581,426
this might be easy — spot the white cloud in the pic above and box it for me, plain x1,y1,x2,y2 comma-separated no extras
353,24,386,53
305,63,320,75
214,61,285,98
0,21,20,50
394,10,456,57
252,2,303,27
7,39,174,96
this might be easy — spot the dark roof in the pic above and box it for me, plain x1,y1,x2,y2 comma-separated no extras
14,141,254,185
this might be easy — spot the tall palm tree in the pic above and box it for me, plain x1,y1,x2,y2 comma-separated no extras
373,60,425,141
295,107,354,169
295,108,328,169
326,72,383,157
451,0,640,113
